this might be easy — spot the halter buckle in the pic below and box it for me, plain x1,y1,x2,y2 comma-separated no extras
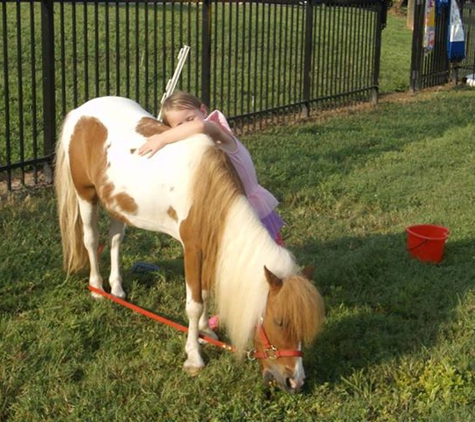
265,345,279,360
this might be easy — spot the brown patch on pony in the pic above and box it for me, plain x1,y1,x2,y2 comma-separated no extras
68,116,108,203
270,274,325,345
167,206,178,222
179,147,245,303
114,192,138,215
135,117,170,137
69,116,137,224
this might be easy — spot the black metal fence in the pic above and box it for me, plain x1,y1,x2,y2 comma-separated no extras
458,1,475,76
1,0,385,191
410,0,475,91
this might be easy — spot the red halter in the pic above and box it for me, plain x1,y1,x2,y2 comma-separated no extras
247,323,303,361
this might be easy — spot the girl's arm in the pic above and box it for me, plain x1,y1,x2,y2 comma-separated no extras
138,120,236,157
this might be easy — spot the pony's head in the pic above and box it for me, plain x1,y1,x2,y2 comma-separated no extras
250,266,325,393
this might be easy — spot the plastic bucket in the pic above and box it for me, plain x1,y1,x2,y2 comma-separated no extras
406,224,449,263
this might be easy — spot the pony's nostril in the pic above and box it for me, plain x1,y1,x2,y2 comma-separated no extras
287,377,303,392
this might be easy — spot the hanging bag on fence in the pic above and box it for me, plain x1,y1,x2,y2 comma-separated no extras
447,0,465,61
424,0,436,53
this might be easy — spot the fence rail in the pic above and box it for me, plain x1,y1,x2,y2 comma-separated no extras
1,0,385,191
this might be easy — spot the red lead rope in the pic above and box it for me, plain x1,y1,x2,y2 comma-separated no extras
88,285,302,360
88,285,235,352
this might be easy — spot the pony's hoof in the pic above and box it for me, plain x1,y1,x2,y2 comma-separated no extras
111,288,126,299
183,364,203,377
91,290,105,300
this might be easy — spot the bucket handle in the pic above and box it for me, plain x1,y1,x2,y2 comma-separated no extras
407,239,429,251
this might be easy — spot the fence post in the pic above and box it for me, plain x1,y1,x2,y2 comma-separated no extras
410,0,425,91
41,0,56,177
302,0,314,118
372,0,385,105
201,0,211,107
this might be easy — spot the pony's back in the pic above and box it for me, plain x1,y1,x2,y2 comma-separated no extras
58,96,217,239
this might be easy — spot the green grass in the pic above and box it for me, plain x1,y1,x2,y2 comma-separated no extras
2,86,475,421
379,12,412,93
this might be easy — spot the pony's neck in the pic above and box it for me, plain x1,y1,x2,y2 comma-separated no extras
214,196,297,352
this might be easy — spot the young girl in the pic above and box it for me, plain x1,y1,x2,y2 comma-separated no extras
138,91,284,246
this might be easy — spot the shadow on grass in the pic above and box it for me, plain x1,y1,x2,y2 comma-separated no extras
291,233,475,389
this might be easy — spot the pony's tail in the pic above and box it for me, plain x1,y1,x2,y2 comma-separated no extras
54,120,89,274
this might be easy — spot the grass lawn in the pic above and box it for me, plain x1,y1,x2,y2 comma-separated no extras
1,85,475,421
379,11,413,94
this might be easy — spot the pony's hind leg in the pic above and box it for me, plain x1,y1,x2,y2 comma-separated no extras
77,198,103,298
108,218,126,298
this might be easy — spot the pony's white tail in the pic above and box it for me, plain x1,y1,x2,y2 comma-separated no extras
54,121,89,273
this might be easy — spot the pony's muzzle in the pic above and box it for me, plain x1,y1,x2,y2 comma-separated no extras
263,368,304,394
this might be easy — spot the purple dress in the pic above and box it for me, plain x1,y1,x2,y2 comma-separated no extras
206,110,284,243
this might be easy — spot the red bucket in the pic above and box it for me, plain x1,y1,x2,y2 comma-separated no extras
406,224,449,263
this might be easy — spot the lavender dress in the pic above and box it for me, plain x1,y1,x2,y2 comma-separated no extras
206,110,284,243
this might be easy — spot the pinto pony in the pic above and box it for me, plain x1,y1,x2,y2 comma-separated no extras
54,96,325,393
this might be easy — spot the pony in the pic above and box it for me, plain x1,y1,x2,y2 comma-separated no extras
54,96,325,393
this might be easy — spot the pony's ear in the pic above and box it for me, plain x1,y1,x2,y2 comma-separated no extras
301,265,315,280
264,266,283,292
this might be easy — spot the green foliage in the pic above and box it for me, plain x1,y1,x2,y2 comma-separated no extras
2,87,475,421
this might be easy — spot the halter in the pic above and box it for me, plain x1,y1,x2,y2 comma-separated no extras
247,323,303,361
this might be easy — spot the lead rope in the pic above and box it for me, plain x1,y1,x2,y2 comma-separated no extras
88,285,302,360
88,285,235,352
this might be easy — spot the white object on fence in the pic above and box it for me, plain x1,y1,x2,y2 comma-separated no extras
157,45,191,121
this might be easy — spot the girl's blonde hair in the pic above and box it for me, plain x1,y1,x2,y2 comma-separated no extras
160,91,203,125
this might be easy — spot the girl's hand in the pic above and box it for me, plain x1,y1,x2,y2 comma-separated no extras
138,135,165,158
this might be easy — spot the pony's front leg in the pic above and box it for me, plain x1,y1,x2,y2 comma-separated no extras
78,198,103,298
184,283,205,375
108,218,126,298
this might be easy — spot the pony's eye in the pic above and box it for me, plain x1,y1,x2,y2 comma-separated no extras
273,317,284,327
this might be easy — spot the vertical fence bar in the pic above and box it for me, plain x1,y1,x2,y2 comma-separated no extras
59,2,66,116
201,0,211,106
72,2,78,106
115,1,121,96
83,2,89,101
302,0,314,117
144,1,149,108
92,0,98,98
29,1,39,183
2,1,12,190
41,0,56,168
15,2,25,183
105,2,110,94
372,1,383,104
410,0,425,91
227,2,233,114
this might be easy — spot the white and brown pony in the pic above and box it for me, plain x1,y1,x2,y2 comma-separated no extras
54,96,325,393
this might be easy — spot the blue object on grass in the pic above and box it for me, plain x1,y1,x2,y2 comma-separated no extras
131,262,160,273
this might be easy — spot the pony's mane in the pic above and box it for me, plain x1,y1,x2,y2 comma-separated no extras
186,142,315,354
273,275,325,345
185,145,245,292
206,174,299,353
